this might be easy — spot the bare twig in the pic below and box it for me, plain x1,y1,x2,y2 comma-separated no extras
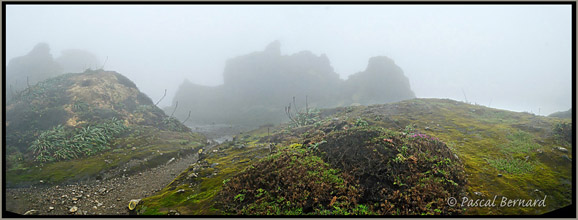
155,89,167,106
182,110,191,124
101,56,108,70
170,101,178,118
26,76,31,94
305,95,309,118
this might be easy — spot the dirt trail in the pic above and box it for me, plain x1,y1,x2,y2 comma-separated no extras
5,124,251,216
5,151,202,216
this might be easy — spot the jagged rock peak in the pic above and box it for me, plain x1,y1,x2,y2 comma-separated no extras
264,40,281,55
29,42,51,56
366,56,397,72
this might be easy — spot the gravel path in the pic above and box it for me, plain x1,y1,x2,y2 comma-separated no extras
5,152,200,216
5,125,251,216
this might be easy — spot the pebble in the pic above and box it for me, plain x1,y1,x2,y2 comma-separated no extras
555,146,569,153
24,210,39,215
474,192,483,196
69,206,78,213
48,207,54,211
497,174,503,177
176,189,186,193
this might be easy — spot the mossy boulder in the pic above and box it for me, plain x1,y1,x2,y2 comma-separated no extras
218,127,466,215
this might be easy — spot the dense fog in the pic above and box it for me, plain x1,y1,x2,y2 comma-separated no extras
5,5,572,117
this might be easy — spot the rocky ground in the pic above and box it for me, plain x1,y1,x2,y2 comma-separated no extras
5,152,201,216
5,125,252,216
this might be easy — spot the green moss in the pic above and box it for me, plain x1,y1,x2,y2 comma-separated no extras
136,134,272,215
339,99,571,215
137,98,571,216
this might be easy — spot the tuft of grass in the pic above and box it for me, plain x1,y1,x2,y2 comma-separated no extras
486,157,534,174
29,117,128,163
6,126,205,187
499,131,541,155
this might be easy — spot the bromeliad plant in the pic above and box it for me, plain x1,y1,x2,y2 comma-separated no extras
284,96,320,127
29,117,128,163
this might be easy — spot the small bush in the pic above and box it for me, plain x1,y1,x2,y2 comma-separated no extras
553,122,572,145
221,127,467,215
219,145,361,215
318,127,467,215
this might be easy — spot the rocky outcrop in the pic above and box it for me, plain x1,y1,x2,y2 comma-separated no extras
344,56,415,105
6,43,63,100
6,70,189,152
168,42,416,126
6,43,101,101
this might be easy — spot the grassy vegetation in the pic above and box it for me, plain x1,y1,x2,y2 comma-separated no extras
486,158,535,174
58,98,569,216
137,115,469,216
6,125,206,186
29,117,128,163
6,70,201,186
150,98,569,216
328,98,572,215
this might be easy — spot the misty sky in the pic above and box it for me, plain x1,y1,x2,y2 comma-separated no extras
5,4,573,115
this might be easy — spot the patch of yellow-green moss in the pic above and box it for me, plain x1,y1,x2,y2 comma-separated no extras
333,98,571,215
136,128,273,215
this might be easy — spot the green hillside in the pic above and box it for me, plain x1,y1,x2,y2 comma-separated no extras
5,70,207,186
135,98,572,215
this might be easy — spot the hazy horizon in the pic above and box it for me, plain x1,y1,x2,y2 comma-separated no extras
5,4,573,116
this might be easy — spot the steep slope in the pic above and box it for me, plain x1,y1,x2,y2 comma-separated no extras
5,70,206,187
135,98,572,215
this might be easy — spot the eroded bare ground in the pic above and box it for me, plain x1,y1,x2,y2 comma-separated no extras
6,152,202,216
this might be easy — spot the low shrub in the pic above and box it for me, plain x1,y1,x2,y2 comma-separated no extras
29,117,128,163
219,145,361,215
